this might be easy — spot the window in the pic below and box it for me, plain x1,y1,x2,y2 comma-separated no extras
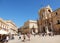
49,23,51,25
56,12,58,15
43,27,46,33
42,14,43,18
48,9,51,12
48,28,52,32
57,20,60,24
42,12,45,19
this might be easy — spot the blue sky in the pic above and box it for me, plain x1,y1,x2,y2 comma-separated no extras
0,0,60,28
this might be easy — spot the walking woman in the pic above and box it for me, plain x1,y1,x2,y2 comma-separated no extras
6,35,9,43
27,32,30,41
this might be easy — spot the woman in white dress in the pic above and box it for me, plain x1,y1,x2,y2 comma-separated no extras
6,35,9,43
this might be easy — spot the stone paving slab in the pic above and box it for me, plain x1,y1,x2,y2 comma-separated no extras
8,35,60,43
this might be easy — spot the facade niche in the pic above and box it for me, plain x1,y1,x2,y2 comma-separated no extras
56,12,58,15
57,20,60,24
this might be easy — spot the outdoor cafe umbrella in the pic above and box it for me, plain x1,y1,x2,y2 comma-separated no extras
0,29,8,34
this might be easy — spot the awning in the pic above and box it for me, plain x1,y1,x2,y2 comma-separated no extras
0,29,8,34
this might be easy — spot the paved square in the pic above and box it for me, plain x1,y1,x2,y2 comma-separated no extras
8,35,60,43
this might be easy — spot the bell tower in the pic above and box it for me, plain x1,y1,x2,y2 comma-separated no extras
39,5,52,20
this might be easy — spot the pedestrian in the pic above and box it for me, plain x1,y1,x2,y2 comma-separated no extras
18,32,21,39
6,35,9,43
19,36,21,39
2,35,6,43
21,33,26,42
23,34,25,42
27,32,30,41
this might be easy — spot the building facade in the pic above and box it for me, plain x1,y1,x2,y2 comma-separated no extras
6,20,18,35
38,5,53,34
0,18,8,31
51,8,60,35
19,20,38,34
38,5,60,35
0,18,18,35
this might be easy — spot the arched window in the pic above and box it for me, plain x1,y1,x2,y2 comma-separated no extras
48,9,51,12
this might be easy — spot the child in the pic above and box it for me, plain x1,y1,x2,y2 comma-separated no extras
21,33,26,42
19,36,21,39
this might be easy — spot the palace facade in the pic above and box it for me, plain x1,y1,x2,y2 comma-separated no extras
6,20,18,35
0,18,18,35
0,18,8,31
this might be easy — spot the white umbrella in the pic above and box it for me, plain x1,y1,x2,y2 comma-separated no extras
0,29,8,34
